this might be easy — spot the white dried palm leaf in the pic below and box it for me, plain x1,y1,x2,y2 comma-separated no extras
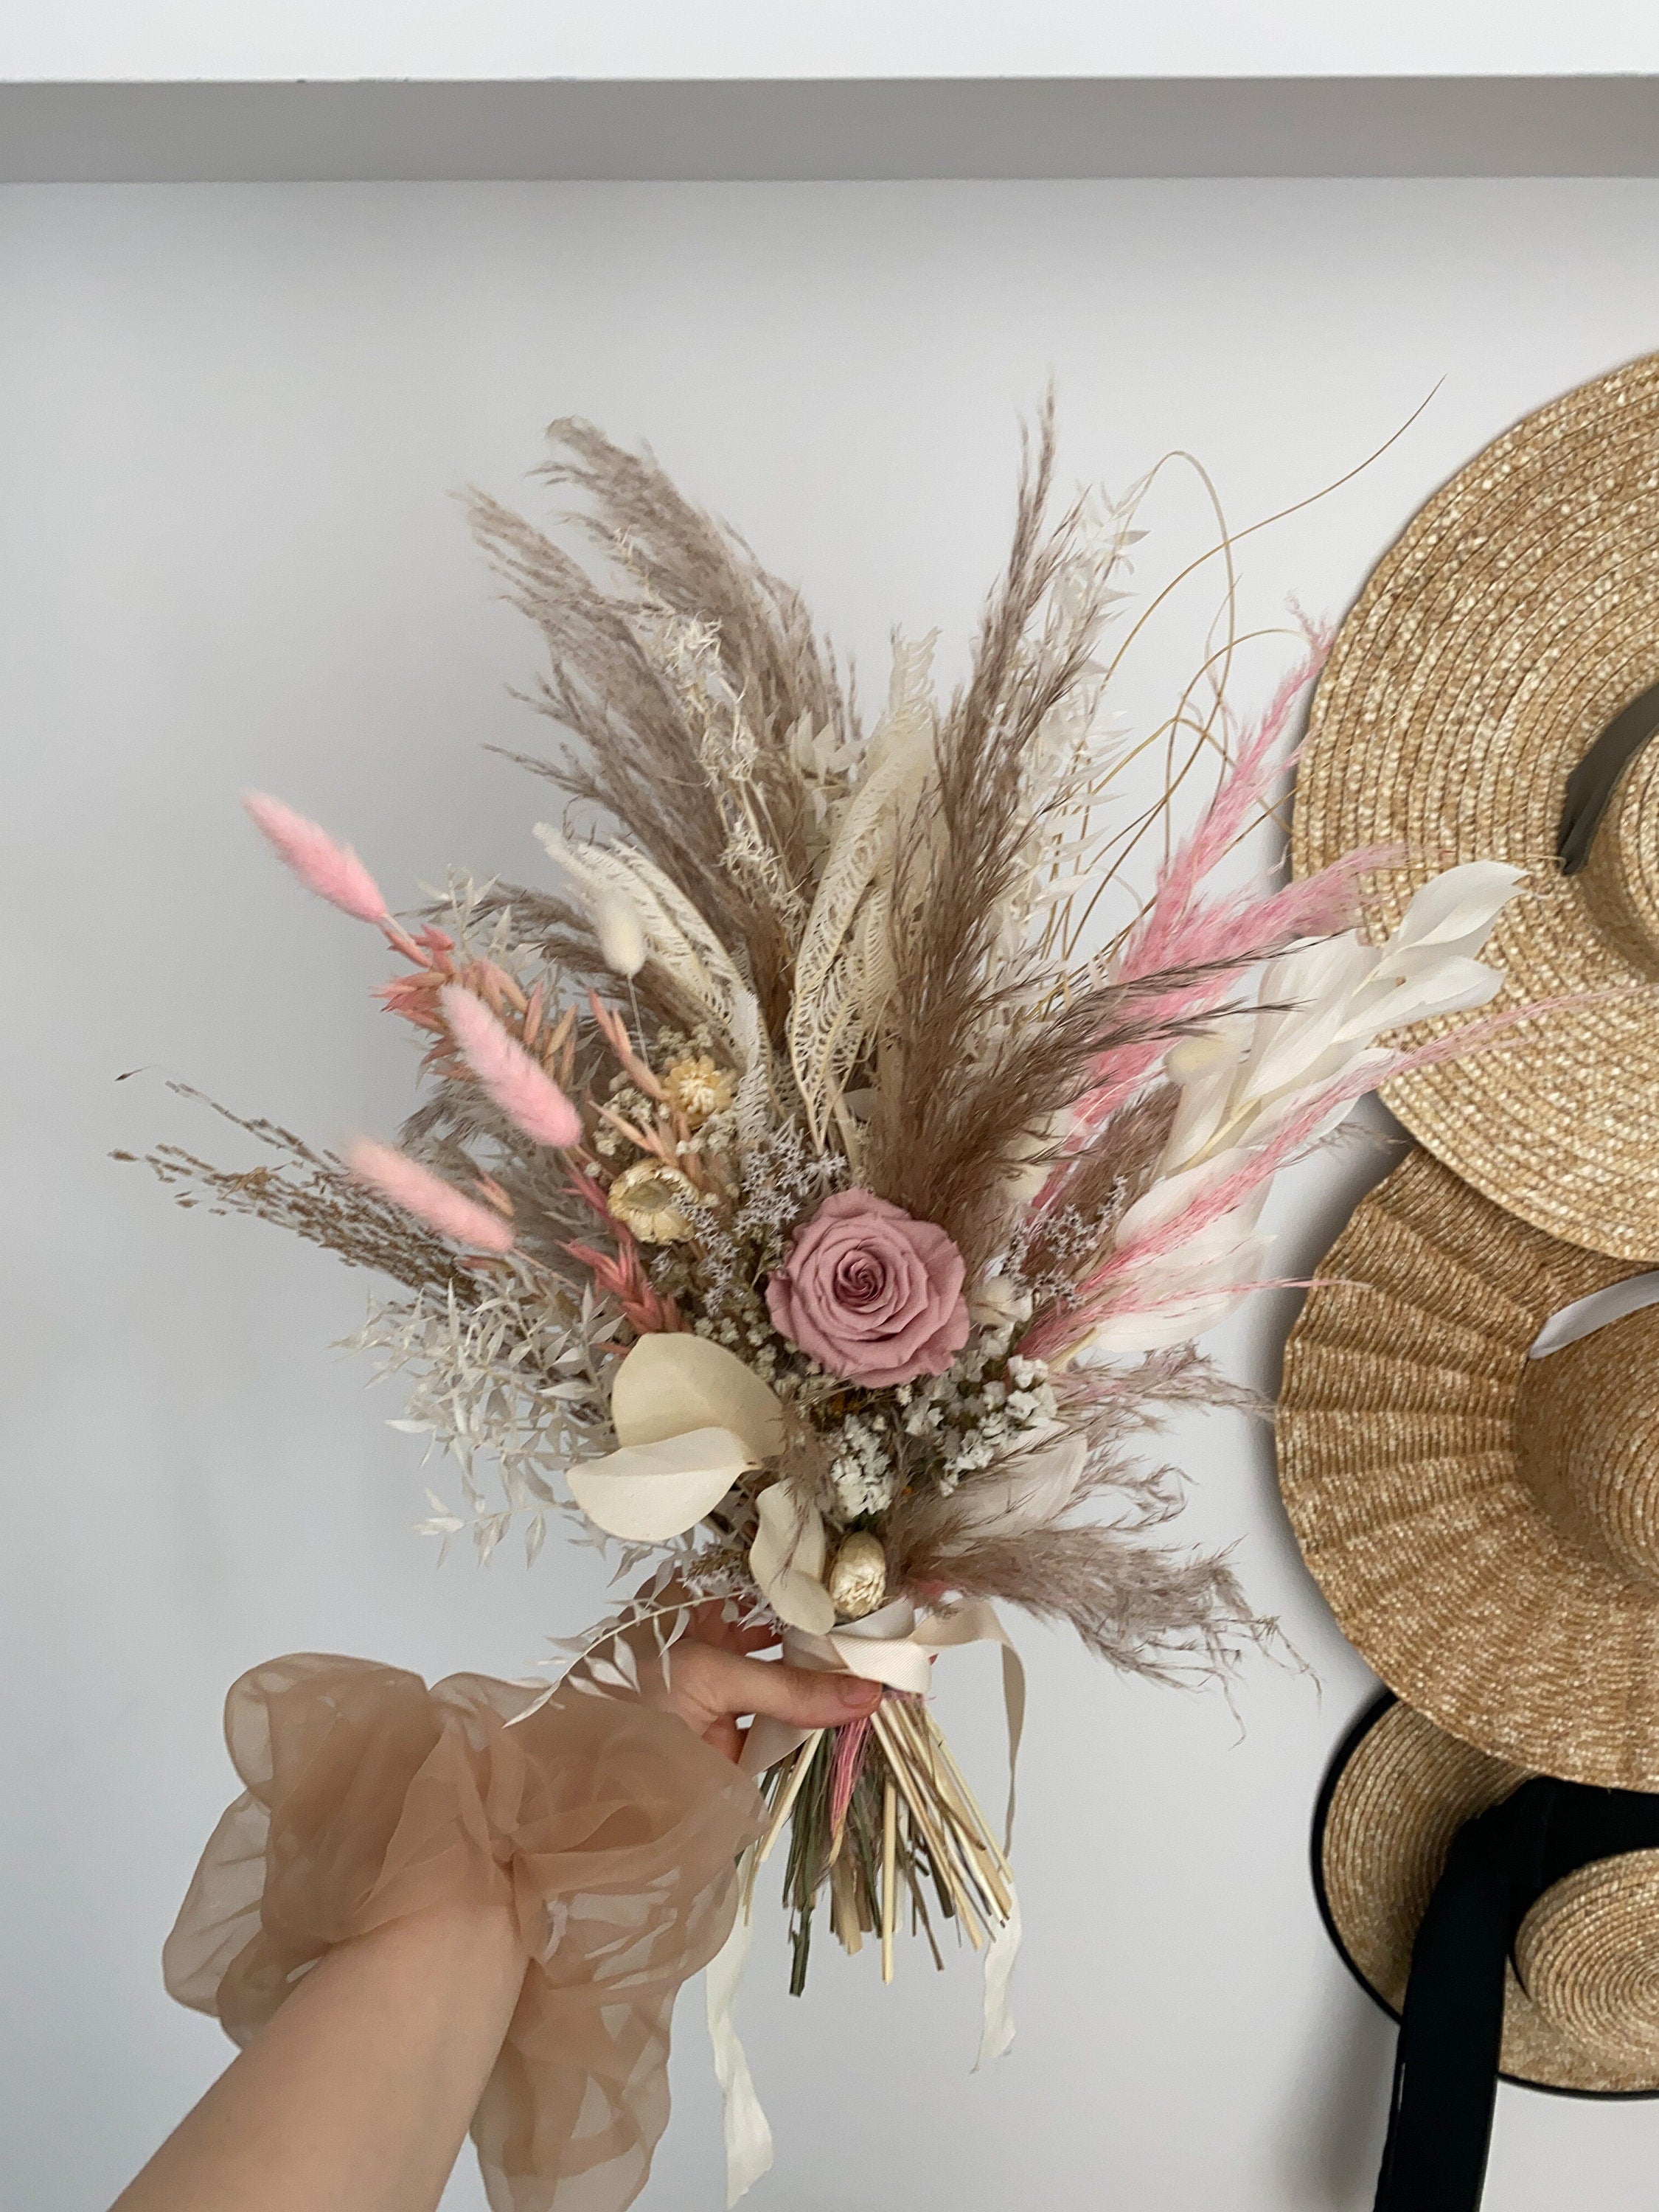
535,824,759,1067
787,636,937,1145
732,1048,782,1157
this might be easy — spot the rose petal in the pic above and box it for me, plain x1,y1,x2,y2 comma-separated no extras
765,1188,970,1386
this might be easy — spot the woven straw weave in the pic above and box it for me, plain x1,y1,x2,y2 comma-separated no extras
1293,350,1659,1261
1278,1148,1659,1788
1321,1699,1659,2094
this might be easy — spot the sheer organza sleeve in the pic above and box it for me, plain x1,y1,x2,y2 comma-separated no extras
162,1655,765,2212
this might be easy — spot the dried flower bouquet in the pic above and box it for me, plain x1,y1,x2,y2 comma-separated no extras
126,407,1521,2096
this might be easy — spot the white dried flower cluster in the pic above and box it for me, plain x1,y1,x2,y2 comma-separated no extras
731,1119,849,1256
685,1121,849,1362
826,1412,898,1519
1006,1199,1117,1311
593,1071,657,1158
897,1331,1058,1492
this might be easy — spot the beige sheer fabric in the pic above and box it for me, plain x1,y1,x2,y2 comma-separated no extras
163,1655,765,2212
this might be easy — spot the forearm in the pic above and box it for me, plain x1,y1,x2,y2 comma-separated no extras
112,1899,526,2212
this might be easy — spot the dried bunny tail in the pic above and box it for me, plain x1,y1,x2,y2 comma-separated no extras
440,985,582,1150
535,825,757,1065
243,791,387,925
348,1138,515,1254
593,886,646,978
448,874,717,1043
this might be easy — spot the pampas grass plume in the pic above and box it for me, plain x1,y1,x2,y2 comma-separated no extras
348,1137,515,1253
441,984,584,1148
243,791,386,924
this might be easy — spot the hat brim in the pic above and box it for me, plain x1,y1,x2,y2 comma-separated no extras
1315,1693,1659,2097
1278,1149,1658,1789
1293,349,1659,1263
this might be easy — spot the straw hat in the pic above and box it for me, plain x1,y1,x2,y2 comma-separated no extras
1316,1694,1659,2096
1293,349,1659,1262
1276,1145,1659,1790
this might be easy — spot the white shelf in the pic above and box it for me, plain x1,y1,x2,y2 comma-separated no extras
6,0,1659,85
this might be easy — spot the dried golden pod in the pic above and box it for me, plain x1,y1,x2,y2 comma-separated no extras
827,1531,888,1621
605,1158,698,1244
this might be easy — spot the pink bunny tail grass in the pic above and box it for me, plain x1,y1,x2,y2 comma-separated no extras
348,1138,515,1254
440,985,583,1149
243,791,387,925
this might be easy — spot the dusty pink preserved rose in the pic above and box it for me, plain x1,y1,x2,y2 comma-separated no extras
765,1189,970,1388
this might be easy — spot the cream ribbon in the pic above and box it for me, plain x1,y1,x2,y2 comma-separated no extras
705,1853,772,2211
709,1599,1026,2202
740,1595,1025,1843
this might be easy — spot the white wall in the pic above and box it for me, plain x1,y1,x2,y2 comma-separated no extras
4,177,1659,2212
5,0,1659,83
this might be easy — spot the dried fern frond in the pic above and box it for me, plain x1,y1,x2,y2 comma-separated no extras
786,634,938,1152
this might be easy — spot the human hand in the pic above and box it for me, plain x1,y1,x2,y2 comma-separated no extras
650,1601,879,1763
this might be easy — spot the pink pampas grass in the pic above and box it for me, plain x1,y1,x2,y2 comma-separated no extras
440,984,583,1149
348,1137,515,1253
1121,633,1332,978
243,792,387,925
1022,1002,1550,1361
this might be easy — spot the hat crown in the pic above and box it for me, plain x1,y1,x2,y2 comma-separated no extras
1580,740,1659,981
1518,1304,1659,1589
1515,1854,1659,2067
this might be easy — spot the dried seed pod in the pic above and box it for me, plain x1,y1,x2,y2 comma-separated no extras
827,1531,888,1621
605,1159,698,1244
